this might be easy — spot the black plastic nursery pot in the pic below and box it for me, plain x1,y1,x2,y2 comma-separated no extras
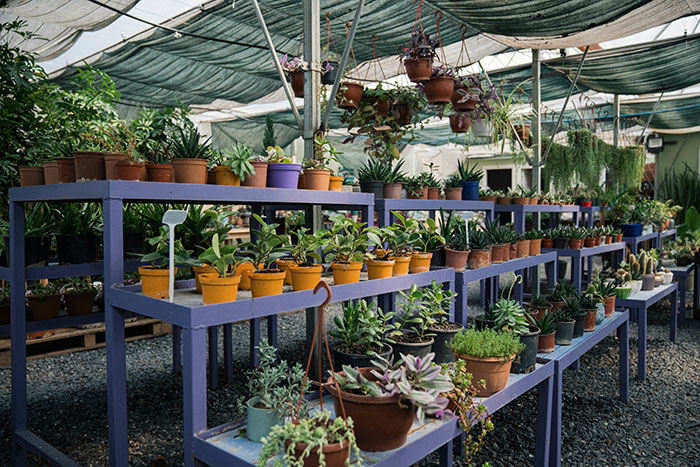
428,247,446,267
1,236,51,267
331,343,393,370
359,180,384,198
511,326,541,374
473,316,496,330
56,234,99,264
553,238,569,249
554,320,575,345
321,60,339,85
572,311,586,338
123,232,145,255
392,333,434,359
429,323,464,364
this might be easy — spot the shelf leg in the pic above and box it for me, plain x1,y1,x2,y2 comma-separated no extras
306,306,322,381
223,323,233,385
250,318,261,368
678,275,686,326
535,374,553,467
183,327,207,467
637,307,647,380
572,257,582,292
618,319,629,403
267,315,278,347
671,288,678,342
172,326,182,374
455,282,467,327
208,326,218,389
438,440,453,467
549,366,563,467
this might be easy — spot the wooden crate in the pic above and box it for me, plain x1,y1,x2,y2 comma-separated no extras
0,318,172,365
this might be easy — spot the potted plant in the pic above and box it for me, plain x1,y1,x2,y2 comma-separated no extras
287,227,328,291
421,168,441,199
62,277,99,316
422,65,455,105
1,203,54,267
424,280,462,363
528,312,557,353
258,410,359,467
403,176,427,200
388,284,435,358
364,226,396,280
382,159,407,199
327,352,452,451
323,215,368,285
448,328,524,396
304,136,341,190
279,54,304,97
76,122,136,181
552,307,575,345
408,217,443,273
391,86,427,125
330,299,395,368
136,226,193,299
547,280,577,312
243,339,308,443
19,161,44,186
26,282,62,321
239,215,290,298
442,175,463,200
357,157,387,198
560,296,586,338
467,228,492,269
170,127,211,184
445,220,470,272
55,203,102,265
637,251,657,291
221,142,267,188
526,293,551,321
456,160,483,201
484,219,511,264
578,293,599,332
590,277,618,317
525,230,543,256
399,30,436,82
566,226,586,250
196,233,242,304
142,141,173,182
515,232,531,258
265,145,301,189
385,211,414,276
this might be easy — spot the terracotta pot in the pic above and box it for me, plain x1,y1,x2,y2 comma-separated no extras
249,270,286,297
498,196,512,204
329,175,343,191
550,301,564,313
404,57,432,82
327,368,415,451
290,439,349,466
115,161,145,181
289,264,323,291
529,238,542,256
337,82,363,109
43,162,59,184
583,308,597,332
19,166,44,186
290,70,304,97
455,352,515,397
516,239,531,258
509,243,517,260
366,258,395,280
445,248,470,272
383,182,402,199
542,238,554,249
56,158,76,183
427,187,440,199
594,236,602,246
491,244,507,264
451,85,478,111
512,197,529,205
242,161,268,187
147,163,174,183
445,187,462,200
390,255,411,276
27,294,62,321
303,169,331,190
139,266,175,299
64,292,95,316
370,96,391,116
73,151,106,180
603,295,616,317
615,234,623,242
275,258,296,285
568,238,583,249
606,236,613,245
200,274,241,305
467,248,491,269
449,114,472,133
104,154,127,180
527,305,551,322
583,237,596,248
396,103,414,125
234,262,258,290
423,76,454,104
172,158,208,184
480,196,498,202
538,332,555,353
212,166,241,186
192,265,217,293
409,252,432,273
331,261,363,285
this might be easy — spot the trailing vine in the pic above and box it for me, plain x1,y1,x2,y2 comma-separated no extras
542,138,574,193
607,145,645,192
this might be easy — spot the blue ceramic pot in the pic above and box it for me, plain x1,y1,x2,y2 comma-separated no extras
621,223,643,237
247,397,284,443
461,181,479,200
267,163,301,189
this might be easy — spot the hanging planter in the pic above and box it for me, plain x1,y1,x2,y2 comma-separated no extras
423,75,454,105
289,70,304,97
471,120,493,138
400,30,437,82
321,59,339,84
337,82,363,109
513,124,531,141
449,113,471,133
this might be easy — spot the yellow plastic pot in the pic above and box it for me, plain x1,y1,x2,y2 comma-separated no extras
390,255,411,276
289,264,324,291
200,274,241,305
193,264,217,293
276,258,296,285
139,266,177,299
366,258,395,280
331,261,363,285
234,262,258,290
409,252,433,273
329,175,343,191
213,166,241,186
249,270,286,297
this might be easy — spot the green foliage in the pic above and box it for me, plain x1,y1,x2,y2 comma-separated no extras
528,293,550,308
442,174,463,189
306,136,342,171
607,145,645,192
240,214,290,270
357,157,389,182
220,142,258,180
660,163,700,226
456,160,483,182
468,228,492,250
24,203,58,237
61,276,99,299
527,311,556,334
448,328,524,359
393,284,434,340
56,203,102,236
677,206,700,239
323,214,369,263
178,206,229,255
137,226,193,268
385,159,407,183
198,233,240,278
423,280,457,325
129,104,193,162
289,227,328,265
330,300,396,353
27,281,62,297
170,127,212,159
262,115,276,149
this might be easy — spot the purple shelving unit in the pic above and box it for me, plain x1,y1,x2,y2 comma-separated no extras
579,205,602,228
374,198,495,227
494,204,580,232
542,242,626,292
657,228,677,247
539,310,630,467
616,283,679,380
621,231,658,255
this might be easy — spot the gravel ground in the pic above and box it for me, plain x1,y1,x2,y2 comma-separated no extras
1,277,699,466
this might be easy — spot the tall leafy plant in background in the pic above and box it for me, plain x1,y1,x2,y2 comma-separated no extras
659,162,700,225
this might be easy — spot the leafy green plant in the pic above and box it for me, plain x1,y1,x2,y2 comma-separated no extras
289,227,327,265
527,311,556,334
240,214,289,271
56,203,102,236
423,280,457,325
136,226,193,268
448,328,524,359
456,160,483,182
443,174,462,189
323,214,368,263
392,284,434,341
179,206,230,255
528,293,550,308
266,145,292,164
24,203,58,237
27,281,61,297
170,127,212,159
468,229,492,250
198,233,240,278
330,300,396,354
490,276,529,334
385,159,407,183
385,211,414,256
61,276,100,299
357,157,390,182
410,218,444,253
403,176,425,197
307,136,342,170
220,142,259,180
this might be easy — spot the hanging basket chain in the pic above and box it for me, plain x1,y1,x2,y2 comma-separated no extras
456,24,474,69
365,34,387,82
413,0,424,33
344,21,359,79
434,10,446,64
325,11,339,62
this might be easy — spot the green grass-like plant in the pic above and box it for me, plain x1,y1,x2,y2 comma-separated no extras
448,328,524,359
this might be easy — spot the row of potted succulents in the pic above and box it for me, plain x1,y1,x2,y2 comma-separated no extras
614,250,673,296
480,187,578,206
542,226,623,249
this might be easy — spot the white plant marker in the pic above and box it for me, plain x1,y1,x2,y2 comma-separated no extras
162,208,188,303
462,212,474,247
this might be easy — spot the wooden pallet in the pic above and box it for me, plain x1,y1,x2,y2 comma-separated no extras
0,318,172,365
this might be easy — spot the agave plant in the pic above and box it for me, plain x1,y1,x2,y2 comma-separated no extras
170,127,212,159
456,160,483,182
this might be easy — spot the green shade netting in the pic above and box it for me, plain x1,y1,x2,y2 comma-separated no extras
50,0,476,108
424,0,648,37
621,95,700,130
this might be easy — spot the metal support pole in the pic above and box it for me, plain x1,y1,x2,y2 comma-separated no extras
542,46,590,164
321,0,365,131
252,0,304,130
531,49,542,295
613,95,620,147
303,0,321,159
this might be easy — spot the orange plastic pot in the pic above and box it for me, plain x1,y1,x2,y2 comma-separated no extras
249,270,286,297
455,353,515,397
603,295,616,317
234,262,259,290
213,166,241,186
512,197,529,205
139,266,176,299
276,258,296,285
304,169,331,190
498,196,512,204
193,264,217,293
289,264,324,291
516,239,531,258
542,238,554,249
172,158,208,184
200,274,241,305
409,252,432,273
56,157,76,183
366,258,395,280
390,255,411,276
529,238,542,256
331,261,363,285
550,301,564,313
329,175,343,191
383,182,402,199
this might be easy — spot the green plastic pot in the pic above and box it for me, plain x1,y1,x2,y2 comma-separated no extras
246,397,284,443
